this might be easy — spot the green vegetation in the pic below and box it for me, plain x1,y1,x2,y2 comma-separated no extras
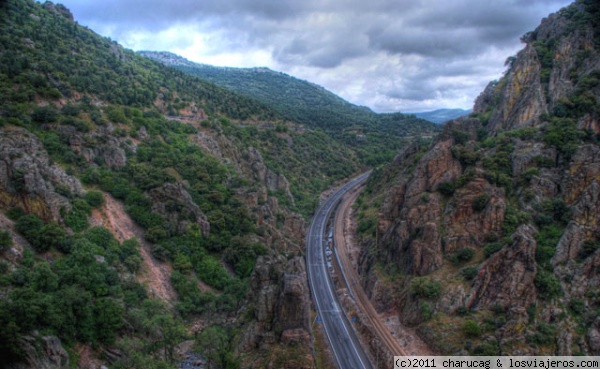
461,266,479,281
0,230,12,252
0,0,378,366
410,277,441,299
142,52,441,166
449,248,475,265
462,320,482,338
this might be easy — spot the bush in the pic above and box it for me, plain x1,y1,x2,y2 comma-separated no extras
5,207,25,221
84,191,105,208
569,298,585,315
472,193,490,212
450,248,475,265
461,266,478,281
578,239,600,260
0,231,12,252
420,302,433,321
462,320,481,338
410,277,441,299
438,181,456,196
534,269,561,299
528,322,556,345
484,242,504,258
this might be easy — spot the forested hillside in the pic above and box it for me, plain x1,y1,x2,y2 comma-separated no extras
141,51,441,165
0,1,367,368
357,0,600,356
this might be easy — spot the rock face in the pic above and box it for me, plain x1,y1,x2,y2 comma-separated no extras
467,225,538,310
62,125,131,169
377,119,505,277
240,255,310,351
0,127,84,222
7,335,69,369
244,147,295,207
148,182,210,236
359,1,600,355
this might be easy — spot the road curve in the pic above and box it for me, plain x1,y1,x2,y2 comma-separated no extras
306,172,373,369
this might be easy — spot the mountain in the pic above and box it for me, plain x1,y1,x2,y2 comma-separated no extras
141,51,442,165
356,0,600,356
414,108,472,124
0,1,371,367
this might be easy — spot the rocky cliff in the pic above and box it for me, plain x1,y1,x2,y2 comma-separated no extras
358,0,600,355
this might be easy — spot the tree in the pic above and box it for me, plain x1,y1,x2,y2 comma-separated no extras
0,230,12,252
198,325,235,369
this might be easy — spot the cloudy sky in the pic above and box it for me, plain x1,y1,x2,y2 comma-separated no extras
57,0,572,113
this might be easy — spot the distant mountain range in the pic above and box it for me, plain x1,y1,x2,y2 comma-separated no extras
139,51,439,135
413,108,472,124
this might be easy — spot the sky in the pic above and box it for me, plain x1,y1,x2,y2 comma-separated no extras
56,0,572,113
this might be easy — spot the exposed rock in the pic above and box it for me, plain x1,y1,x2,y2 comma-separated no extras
239,255,310,351
64,127,129,168
467,225,537,310
0,127,84,222
148,182,210,236
553,221,585,265
7,335,69,369
442,177,506,253
588,318,600,355
244,147,295,206
43,2,74,21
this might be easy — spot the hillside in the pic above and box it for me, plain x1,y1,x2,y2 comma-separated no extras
356,0,600,355
141,51,442,165
0,1,365,368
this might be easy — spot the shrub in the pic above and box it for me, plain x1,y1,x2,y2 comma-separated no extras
15,214,44,249
472,193,490,212
0,231,12,252
484,242,504,258
5,207,26,221
410,277,441,299
450,248,475,265
420,302,433,321
578,239,600,260
528,322,556,345
569,298,585,315
472,342,499,355
462,320,481,338
84,191,105,208
461,266,478,281
438,181,456,196
534,269,561,299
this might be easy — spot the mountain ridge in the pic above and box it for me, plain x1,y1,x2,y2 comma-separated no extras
413,108,473,124
356,0,600,356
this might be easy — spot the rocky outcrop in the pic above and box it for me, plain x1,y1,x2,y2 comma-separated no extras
7,335,69,369
244,147,295,207
474,2,600,133
148,182,210,236
467,225,538,310
484,45,549,132
61,125,130,168
239,254,310,352
0,127,84,222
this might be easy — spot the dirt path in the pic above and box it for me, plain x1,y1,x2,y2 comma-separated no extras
90,193,177,303
334,185,435,357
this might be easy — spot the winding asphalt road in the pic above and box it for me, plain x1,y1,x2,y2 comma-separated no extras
306,172,373,369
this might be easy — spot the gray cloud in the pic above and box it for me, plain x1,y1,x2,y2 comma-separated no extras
58,0,573,112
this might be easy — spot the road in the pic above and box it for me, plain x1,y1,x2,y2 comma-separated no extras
306,172,373,369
